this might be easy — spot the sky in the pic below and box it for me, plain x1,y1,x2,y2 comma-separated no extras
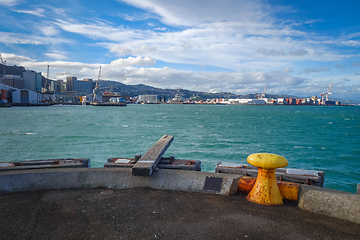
0,0,360,101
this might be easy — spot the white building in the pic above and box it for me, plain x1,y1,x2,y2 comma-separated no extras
12,89,42,103
139,95,157,103
225,98,266,105
247,99,266,105
227,99,252,104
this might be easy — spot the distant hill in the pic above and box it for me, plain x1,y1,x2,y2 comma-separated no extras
97,80,360,104
97,80,297,100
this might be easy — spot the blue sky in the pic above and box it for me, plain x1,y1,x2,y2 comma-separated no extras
0,0,360,101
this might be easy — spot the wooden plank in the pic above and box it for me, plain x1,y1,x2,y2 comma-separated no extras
215,165,323,186
132,135,174,176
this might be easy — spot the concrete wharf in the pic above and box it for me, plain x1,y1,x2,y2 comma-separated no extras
0,135,359,239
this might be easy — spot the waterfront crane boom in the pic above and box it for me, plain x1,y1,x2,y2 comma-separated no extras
320,83,333,104
93,66,101,102
260,87,266,99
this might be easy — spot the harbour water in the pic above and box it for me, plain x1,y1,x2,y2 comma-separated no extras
1,104,359,193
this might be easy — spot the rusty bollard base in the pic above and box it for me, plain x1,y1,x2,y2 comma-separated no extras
246,153,288,206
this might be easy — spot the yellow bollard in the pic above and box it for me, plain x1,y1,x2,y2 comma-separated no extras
246,153,288,205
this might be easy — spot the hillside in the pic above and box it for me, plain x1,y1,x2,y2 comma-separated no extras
97,80,299,100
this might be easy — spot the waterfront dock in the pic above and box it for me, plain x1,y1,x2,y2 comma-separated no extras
1,184,360,239
1,135,359,239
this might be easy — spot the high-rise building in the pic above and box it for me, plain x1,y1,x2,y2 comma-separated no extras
23,70,37,92
66,76,77,92
74,80,93,94
36,72,42,93
54,80,66,93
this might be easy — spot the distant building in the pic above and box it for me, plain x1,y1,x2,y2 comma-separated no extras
55,92,78,103
23,70,37,92
65,76,94,95
74,79,93,94
247,99,266,105
66,76,77,92
139,95,157,103
277,98,284,104
2,75,24,89
0,83,18,103
103,91,130,102
54,80,66,93
36,72,42,93
12,89,42,103
109,97,126,103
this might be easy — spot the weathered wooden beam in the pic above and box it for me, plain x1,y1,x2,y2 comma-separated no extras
132,135,174,176
215,162,324,187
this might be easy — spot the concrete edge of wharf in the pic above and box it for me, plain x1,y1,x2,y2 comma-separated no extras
0,167,359,225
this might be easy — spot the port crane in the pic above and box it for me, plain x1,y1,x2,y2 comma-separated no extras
320,83,333,104
256,87,266,99
0,54,6,83
260,87,266,99
92,66,101,102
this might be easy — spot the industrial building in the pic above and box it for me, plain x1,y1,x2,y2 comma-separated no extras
66,76,94,95
139,95,157,103
12,89,41,103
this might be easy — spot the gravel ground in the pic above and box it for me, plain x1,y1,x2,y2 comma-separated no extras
1,187,359,240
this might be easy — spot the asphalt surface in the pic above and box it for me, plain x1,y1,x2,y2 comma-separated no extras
1,187,359,240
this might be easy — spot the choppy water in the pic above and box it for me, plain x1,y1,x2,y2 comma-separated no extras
1,104,359,193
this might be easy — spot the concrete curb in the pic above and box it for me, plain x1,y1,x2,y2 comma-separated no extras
1,168,359,224
0,168,239,196
298,185,360,224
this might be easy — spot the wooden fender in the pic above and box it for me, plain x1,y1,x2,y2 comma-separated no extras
238,176,300,202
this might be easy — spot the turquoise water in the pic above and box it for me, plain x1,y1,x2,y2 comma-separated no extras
1,104,359,193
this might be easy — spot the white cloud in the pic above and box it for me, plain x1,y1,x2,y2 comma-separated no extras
12,8,46,18
119,0,270,26
0,32,71,45
110,56,156,66
153,27,167,31
282,67,293,73
109,44,156,57
121,12,156,22
257,48,309,57
341,40,360,47
48,9,348,73
40,25,60,36
0,0,22,6
300,67,330,74
44,52,69,60
182,42,192,49
55,19,146,42
1,53,34,62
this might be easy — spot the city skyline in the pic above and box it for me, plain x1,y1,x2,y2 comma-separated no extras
0,0,360,101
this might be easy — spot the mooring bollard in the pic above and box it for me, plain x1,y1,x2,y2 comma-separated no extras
246,153,288,205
